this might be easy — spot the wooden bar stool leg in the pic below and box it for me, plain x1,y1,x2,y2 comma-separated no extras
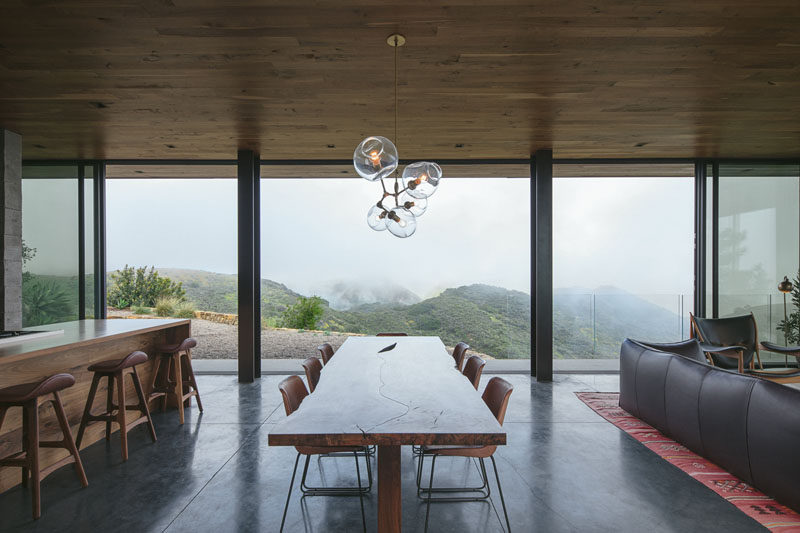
105,375,115,441
131,366,157,443
51,391,88,487
76,373,101,449
162,356,172,412
184,352,203,412
115,372,128,461
27,399,41,520
173,353,185,424
21,406,29,487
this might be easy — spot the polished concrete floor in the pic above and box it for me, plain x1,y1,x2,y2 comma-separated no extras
0,374,765,532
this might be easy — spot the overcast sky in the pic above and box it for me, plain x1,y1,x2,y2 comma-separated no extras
24,175,694,299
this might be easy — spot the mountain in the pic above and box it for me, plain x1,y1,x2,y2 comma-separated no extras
123,269,689,360
320,284,532,359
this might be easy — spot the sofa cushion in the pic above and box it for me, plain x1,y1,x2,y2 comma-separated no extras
663,355,710,457
747,380,800,511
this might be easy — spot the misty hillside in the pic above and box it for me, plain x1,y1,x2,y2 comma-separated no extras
106,268,689,359
311,280,421,310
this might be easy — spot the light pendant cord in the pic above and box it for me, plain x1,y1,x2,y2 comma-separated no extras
394,35,399,206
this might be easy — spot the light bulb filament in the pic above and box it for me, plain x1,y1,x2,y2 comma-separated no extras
369,150,381,167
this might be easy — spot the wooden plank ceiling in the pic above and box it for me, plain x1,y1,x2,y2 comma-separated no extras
1,0,799,170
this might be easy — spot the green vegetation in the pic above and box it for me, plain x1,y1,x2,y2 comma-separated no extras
22,279,72,326
174,301,196,319
281,296,325,329
131,305,152,315
107,266,185,308
21,241,77,326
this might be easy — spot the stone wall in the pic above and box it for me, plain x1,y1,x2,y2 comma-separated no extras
0,130,22,330
193,310,238,325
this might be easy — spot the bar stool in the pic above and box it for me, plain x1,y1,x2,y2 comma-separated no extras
0,373,88,519
148,338,203,424
76,351,157,461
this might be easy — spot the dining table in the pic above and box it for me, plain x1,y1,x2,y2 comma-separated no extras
268,335,507,532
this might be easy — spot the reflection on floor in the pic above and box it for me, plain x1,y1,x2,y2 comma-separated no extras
0,375,764,532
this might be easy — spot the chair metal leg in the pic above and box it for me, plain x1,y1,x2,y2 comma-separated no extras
353,452,366,533
490,456,511,533
416,453,490,500
301,448,371,495
424,454,436,533
280,452,302,533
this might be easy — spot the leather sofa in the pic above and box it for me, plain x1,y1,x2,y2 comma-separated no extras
619,338,800,512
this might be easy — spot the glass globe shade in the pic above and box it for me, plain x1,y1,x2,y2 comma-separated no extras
386,207,417,238
402,161,442,198
367,204,388,231
399,191,427,217
353,136,398,181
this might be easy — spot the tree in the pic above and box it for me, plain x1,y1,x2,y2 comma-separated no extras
281,296,325,330
107,266,185,308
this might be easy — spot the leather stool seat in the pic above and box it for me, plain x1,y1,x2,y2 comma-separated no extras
87,351,148,373
0,374,75,403
156,338,197,353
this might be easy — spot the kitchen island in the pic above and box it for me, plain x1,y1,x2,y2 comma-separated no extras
0,319,190,493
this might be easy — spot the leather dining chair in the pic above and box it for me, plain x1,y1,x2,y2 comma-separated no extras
452,342,470,371
376,332,408,336
417,377,514,533
462,355,486,390
301,357,322,393
278,376,371,532
316,343,334,365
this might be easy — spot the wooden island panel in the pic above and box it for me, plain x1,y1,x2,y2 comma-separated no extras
0,319,190,494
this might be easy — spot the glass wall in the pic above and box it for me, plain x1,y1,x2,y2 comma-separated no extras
105,169,237,359
553,166,695,363
21,164,94,326
716,164,800,361
259,175,531,361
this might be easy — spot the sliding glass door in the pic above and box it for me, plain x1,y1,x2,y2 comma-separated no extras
715,163,800,353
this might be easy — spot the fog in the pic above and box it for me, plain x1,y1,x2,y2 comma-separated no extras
24,175,693,299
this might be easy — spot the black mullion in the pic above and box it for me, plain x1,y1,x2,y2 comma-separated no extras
711,162,719,318
693,161,706,318
534,150,553,382
78,165,86,319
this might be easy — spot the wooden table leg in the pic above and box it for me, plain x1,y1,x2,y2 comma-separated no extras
378,444,401,533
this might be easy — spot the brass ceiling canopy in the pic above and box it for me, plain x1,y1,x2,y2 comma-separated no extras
386,33,406,47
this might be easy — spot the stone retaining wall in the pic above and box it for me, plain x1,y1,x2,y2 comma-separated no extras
193,310,238,325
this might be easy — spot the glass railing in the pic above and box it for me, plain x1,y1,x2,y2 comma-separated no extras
555,292,692,359
555,291,799,361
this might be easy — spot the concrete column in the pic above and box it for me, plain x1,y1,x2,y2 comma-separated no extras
0,130,22,329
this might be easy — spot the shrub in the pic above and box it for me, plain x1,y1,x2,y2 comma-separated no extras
281,296,324,330
155,296,180,317
174,301,196,319
131,305,151,315
107,266,185,308
263,316,281,329
22,279,72,326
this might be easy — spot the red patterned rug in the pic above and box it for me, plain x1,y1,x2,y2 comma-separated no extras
576,392,800,532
